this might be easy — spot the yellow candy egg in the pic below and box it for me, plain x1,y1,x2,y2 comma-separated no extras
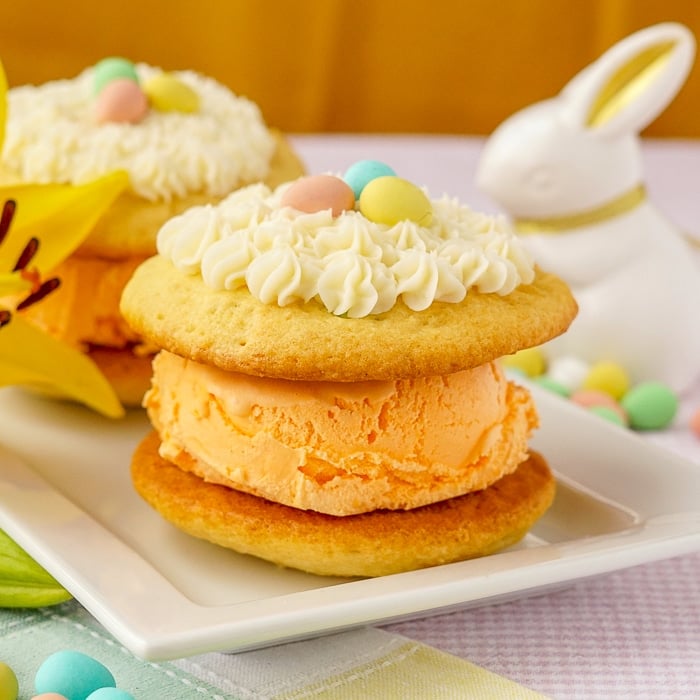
582,360,630,400
93,78,148,124
0,661,19,700
143,73,199,113
359,176,432,226
280,175,355,217
501,347,546,378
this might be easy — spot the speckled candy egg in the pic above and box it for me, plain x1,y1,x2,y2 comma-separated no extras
359,176,432,226
34,651,116,700
581,361,630,400
143,72,199,113
93,78,148,124
343,160,396,198
620,381,678,430
280,175,355,216
85,690,135,700
92,57,139,95
0,662,19,700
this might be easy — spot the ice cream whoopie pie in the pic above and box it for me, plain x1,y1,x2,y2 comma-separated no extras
0,57,304,405
120,162,578,577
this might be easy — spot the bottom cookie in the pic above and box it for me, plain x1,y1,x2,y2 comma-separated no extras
131,431,556,577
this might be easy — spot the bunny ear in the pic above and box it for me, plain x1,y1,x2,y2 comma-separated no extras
561,22,695,136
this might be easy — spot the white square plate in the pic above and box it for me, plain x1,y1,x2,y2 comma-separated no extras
0,383,699,660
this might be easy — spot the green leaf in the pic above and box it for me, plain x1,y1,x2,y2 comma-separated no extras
0,530,71,607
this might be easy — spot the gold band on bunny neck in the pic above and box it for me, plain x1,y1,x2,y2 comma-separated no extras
513,184,647,234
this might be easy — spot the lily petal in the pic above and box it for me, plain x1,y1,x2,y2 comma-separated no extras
0,171,130,271
0,58,6,154
0,315,125,418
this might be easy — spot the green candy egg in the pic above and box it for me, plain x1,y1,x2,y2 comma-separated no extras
143,73,199,113
359,176,432,226
0,662,19,700
93,57,138,96
535,375,570,397
620,381,678,430
589,405,627,427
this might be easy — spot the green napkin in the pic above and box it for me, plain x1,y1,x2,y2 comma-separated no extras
0,529,71,607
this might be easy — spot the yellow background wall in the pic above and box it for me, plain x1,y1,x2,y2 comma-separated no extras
1,0,699,137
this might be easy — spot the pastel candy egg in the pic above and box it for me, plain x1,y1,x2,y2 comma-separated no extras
582,361,630,400
35,651,116,700
620,381,678,430
92,57,138,95
31,695,69,700
570,388,621,410
501,347,545,378
690,407,700,437
280,175,355,217
93,79,148,124
0,661,19,700
535,376,570,397
343,160,396,198
86,690,134,700
143,73,199,113
546,355,589,392
359,176,432,226
589,405,628,427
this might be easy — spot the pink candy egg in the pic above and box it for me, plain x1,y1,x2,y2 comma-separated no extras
571,388,628,424
93,78,148,124
690,408,700,437
31,695,69,700
280,175,355,217
570,389,620,410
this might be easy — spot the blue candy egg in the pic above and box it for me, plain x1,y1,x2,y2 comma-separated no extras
86,689,135,700
343,160,396,198
35,651,116,700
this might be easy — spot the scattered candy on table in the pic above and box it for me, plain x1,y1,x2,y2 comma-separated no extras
620,382,679,431
691,407,700,437
2,652,137,700
33,651,128,700
0,661,19,700
502,349,683,432
501,346,546,378
581,360,631,400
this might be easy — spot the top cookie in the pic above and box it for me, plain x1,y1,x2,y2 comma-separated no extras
120,171,577,381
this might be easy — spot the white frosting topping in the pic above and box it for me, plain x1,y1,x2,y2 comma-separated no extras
157,182,536,317
0,65,275,201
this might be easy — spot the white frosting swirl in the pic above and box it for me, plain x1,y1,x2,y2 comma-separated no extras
158,182,536,317
0,65,275,201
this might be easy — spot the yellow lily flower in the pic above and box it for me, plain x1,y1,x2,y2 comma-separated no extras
0,57,133,607
0,59,129,418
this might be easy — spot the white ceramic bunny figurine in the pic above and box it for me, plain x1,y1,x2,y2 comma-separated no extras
476,22,700,394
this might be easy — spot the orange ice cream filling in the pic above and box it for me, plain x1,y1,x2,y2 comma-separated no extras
18,254,151,352
145,351,539,516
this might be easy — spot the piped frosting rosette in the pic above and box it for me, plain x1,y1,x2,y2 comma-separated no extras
157,162,536,319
